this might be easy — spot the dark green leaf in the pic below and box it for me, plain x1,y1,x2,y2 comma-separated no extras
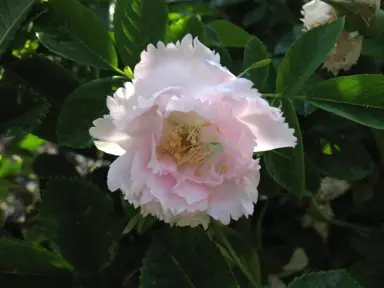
167,15,206,43
243,36,270,90
349,260,384,288
3,55,79,105
32,154,79,179
40,178,120,274
288,270,362,288
309,100,384,129
2,56,80,142
263,149,318,196
276,18,344,96
267,99,305,196
114,0,168,68
313,139,374,181
57,76,126,148
208,20,251,47
0,84,50,137
0,237,73,276
292,73,323,116
140,228,238,288
0,0,35,56
35,0,118,70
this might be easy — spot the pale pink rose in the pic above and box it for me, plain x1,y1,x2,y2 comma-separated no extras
89,34,296,229
301,0,363,76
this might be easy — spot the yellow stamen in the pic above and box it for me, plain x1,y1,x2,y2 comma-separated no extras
220,165,228,175
159,123,212,166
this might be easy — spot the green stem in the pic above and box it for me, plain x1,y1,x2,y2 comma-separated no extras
113,66,133,79
263,93,281,98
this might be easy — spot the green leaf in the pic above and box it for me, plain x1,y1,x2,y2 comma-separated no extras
242,36,270,90
40,178,120,274
3,55,79,105
0,237,73,275
265,99,306,196
208,20,251,47
18,134,45,152
313,139,374,181
140,228,238,288
167,15,206,43
0,84,50,137
349,260,384,288
292,73,323,116
309,75,384,108
276,18,344,97
263,149,318,196
0,0,35,57
35,0,118,70
2,55,80,142
57,76,126,148
114,0,168,68
309,101,384,129
288,270,362,288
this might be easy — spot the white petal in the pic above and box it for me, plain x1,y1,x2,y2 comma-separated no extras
107,152,135,192
89,116,131,155
89,116,130,142
133,34,234,99
208,182,251,225
94,141,126,156
239,98,297,152
172,180,209,205
301,0,336,29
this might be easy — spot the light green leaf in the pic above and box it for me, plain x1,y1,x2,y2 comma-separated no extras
114,0,168,68
309,75,384,108
0,0,35,57
288,270,362,288
40,178,121,274
276,18,344,97
242,36,270,90
0,237,73,276
57,76,126,148
35,0,118,70
140,228,238,288
167,15,206,43
208,20,251,47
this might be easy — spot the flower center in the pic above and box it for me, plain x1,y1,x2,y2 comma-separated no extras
159,123,212,166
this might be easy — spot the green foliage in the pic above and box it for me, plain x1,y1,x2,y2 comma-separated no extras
276,18,344,97
40,178,121,275
114,0,168,69
167,15,206,43
0,84,50,137
288,270,362,288
208,20,251,47
1,0,384,287
0,0,35,57
0,237,74,275
141,228,238,288
57,76,126,148
36,0,118,70
243,36,270,90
